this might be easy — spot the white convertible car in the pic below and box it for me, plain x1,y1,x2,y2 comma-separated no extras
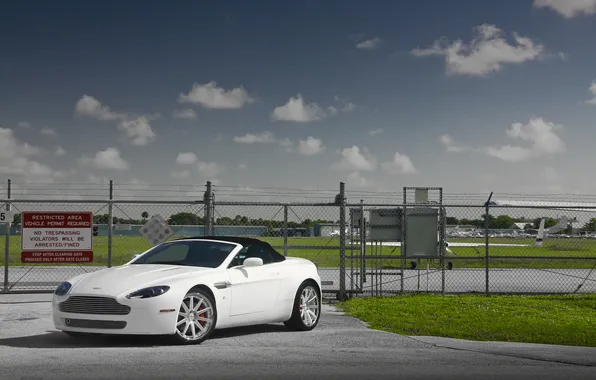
52,236,322,344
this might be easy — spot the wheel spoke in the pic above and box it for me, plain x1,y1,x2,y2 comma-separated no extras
193,298,203,312
176,293,214,341
299,286,319,327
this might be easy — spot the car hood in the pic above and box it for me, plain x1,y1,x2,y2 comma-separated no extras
69,264,213,296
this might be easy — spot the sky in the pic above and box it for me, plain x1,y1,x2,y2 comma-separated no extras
2,0,596,203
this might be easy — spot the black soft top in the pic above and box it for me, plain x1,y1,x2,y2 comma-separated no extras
175,235,268,246
173,235,286,262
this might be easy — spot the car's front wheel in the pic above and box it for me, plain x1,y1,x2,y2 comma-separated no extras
172,289,216,345
284,281,321,331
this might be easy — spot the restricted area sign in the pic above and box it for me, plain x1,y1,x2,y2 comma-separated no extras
21,211,94,263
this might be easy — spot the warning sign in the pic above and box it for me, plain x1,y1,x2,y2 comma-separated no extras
21,211,93,263
21,251,94,263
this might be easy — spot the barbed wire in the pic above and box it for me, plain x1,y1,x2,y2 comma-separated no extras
3,179,596,204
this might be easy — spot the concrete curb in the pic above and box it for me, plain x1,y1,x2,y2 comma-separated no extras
410,336,596,367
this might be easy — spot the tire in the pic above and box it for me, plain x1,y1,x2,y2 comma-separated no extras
171,289,217,345
284,281,321,331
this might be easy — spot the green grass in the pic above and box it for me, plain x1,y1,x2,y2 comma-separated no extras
1,235,596,269
337,294,596,347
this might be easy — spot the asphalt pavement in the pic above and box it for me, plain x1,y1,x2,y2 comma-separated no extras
1,293,596,380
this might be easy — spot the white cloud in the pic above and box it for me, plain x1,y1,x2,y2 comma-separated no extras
533,0,596,18
438,134,472,153
277,138,294,152
79,147,129,170
346,171,373,188
334,96,356,112
55,146,66,156
75,95,127,121
178,81,254,109
118,116,156,146
298,137,325,156
411,24,547,76
369,128,383,136
232,131,324,155
75,95,158,146
271,94,328,122
172,108,197,119
332,146,377,172
40,127,57,136
381,152,417,174
0,127,56,179
197,161,224,178
233,131,276,144
440,118,565,162
584,80,596,105
176,152,198,165
356,37,382,50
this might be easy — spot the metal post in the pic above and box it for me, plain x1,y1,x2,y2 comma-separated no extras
441,206,445,294
4,179,11,293
360,200,365,288
485,192,493,295
107,180,113,268
401,190,406,293
283,205,288,257
338,182,347,301
204,181,212,236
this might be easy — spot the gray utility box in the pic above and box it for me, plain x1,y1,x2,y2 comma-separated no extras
404,207,438,258
368,208,402,241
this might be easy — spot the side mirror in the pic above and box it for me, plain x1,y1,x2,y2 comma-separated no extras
243,257,263,267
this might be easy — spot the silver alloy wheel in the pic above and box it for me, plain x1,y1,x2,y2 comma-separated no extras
299,285,319,327
176,293,214,341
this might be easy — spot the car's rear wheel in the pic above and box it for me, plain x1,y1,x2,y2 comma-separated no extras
284,281,321,331
172,289,216,345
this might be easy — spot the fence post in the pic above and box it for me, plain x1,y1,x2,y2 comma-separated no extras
338,182,347,301
484,192,493,295
283,205,288,257
107,180,113,268
4,179,11,293
204,181,213,236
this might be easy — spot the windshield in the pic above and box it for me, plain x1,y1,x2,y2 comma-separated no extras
131,240,238,268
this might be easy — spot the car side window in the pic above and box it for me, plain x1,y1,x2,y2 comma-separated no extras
229,244,273,267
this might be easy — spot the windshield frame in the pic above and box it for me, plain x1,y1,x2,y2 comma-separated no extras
129,239,241,268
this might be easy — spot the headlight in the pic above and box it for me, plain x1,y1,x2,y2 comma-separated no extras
55,282,72,296
126,286,170,299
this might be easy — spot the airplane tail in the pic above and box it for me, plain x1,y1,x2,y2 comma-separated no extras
533,218,545,247
532,216,569,246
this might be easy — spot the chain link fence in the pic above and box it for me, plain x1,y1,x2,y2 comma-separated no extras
2,180,596,298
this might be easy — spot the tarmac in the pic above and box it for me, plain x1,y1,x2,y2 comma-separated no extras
1,293,596,380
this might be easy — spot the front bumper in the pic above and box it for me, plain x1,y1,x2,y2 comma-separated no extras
52,293,180,335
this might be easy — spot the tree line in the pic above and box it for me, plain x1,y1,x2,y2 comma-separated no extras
8,211,596,232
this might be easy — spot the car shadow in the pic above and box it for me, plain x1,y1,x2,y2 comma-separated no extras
0,324,290,348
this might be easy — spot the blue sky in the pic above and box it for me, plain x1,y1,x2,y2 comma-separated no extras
2,0,596,201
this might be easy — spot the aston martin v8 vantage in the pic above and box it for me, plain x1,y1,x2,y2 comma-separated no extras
52,236,322,344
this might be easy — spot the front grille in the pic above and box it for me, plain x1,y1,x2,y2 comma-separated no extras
65,318,127,329
59,296,131,315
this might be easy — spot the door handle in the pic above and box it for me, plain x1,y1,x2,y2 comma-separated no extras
214,281,231,289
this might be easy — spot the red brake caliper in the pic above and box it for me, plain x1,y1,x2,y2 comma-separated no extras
198,304,205,326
